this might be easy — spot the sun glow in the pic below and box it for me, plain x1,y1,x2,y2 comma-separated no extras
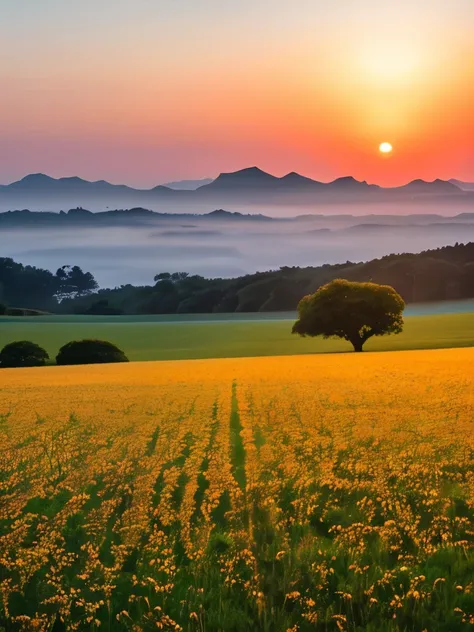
379,142,393,154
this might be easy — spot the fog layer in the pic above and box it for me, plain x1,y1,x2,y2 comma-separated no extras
2,214,474,287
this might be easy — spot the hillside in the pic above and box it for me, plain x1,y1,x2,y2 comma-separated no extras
3,242,474,315
56,242,474,314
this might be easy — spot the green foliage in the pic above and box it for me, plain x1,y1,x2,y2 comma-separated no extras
2,243,474,317
55,265,98,300
83,299,123,315
0,303,6,315
207,532,234,555
0,340,49,368
59,242,474,315
0,257,97,311
293,279,405,352
154,271,189,283
56,339,129,365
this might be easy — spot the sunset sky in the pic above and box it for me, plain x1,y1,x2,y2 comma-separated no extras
1,0,474,187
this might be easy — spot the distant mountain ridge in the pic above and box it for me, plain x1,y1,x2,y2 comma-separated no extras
2,206,474,229
199,167,380,194
450,179,474,191
0,167,472,213
1,168,465,195
162,178,214,190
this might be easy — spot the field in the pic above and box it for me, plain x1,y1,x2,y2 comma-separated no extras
1,310,474,362
1,349,474,631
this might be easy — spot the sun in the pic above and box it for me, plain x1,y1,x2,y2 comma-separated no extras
379,142,393,154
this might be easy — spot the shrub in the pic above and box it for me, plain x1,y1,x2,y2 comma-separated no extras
0,341,49,368
56,339,129,365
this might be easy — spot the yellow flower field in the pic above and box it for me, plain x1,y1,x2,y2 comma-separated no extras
0,348,473,631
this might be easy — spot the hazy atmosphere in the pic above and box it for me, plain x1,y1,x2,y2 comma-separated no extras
2,0,474,187
2,2,474,631
3,215,474,286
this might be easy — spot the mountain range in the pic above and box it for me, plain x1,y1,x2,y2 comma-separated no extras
449,179,474,191
162,178,214,190
2,207,474,230
0,167,473,213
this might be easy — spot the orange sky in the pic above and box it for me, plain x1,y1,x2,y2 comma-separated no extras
1,0,473,186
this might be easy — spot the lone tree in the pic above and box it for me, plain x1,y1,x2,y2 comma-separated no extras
0,341,49,368
292,279,405,352
56,339,129,365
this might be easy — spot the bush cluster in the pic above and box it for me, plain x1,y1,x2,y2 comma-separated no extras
0,339,129,368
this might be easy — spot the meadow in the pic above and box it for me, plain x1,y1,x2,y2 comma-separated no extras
1,310,474,362
1,348,474,631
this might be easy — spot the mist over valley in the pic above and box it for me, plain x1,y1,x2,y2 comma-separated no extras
2,209,474,287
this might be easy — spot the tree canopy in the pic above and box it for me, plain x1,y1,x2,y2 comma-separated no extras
56,339,129,365
292,279,405,352
0,341,49,368
55,265,98,301
0,258,97,310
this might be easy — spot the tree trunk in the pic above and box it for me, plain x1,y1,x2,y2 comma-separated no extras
352,339,364,352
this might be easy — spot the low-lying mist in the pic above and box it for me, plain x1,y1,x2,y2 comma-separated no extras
2,217,474,287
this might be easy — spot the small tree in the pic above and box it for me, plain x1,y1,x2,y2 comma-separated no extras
0,341,49,367
292,279,405,352
56,339,129,365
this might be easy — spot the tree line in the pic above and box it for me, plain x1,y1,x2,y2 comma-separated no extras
1,242,474,315
62,242,474,315
0,259,97,312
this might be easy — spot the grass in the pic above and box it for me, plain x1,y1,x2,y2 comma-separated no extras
0,311,473,362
